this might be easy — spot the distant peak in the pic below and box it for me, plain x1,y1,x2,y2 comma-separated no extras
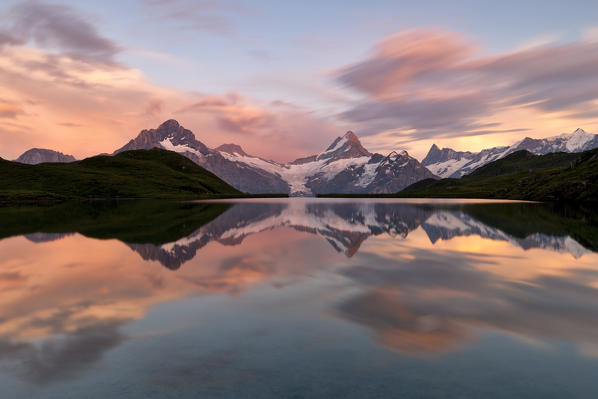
216,143,247,156
15,148,76,164
572,128,587,135
319,130,371,161
113,119,210,155
387,150,409,159
430,143,440,151
344,131,359,141
158,119,180,130
20,148,73,156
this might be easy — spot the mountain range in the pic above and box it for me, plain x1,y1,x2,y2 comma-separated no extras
422,128,598,178
11,121,598,196
113,120,435,195
401,148,598,202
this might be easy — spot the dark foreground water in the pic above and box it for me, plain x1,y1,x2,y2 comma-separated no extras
1,198,598,398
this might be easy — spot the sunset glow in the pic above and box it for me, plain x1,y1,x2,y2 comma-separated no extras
1,1,597,162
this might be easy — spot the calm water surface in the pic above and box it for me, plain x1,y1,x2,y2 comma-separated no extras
1,198,598,398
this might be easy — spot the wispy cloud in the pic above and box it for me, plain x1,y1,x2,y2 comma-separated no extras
142,98,164,117
173,92,339,161
3,0,121,64
334,28,598,145
56,122,84,128
0,1,339,162
142,0,253,35
247,49,273,62
0,102,25,119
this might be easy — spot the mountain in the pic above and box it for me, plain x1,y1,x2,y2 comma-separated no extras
278,132,436,195
15,148,76,164
514,128,598,154
400,148,598,202
114,120,289,194
115,121,435,196
115,119,210,154
423,128,598,178
0,148,241,201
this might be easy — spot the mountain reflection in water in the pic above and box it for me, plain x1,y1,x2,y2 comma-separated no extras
0,198,598,397
6,199,593,269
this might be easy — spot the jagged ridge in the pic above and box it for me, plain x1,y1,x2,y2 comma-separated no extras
112,121,435,196
423,128,598,178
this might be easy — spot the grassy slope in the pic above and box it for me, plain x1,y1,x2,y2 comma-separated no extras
398,149,598,201
0,200,231,244
331,149,598,202
0,149,244,201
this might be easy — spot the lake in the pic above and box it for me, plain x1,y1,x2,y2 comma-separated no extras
1,198,597,398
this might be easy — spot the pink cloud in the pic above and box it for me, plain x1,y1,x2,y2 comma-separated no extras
335,29,598,144
0,103,25,119
336,29,475,99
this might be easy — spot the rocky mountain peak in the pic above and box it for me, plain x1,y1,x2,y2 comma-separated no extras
216,143,247,156
423,127,598,179
344,131,359,142
317,131,372,162
114,120,210,155
422,144,468,166
158,119,180,131
421,144,441,165
156,119,196,142
386,150,409,161
15,148,76,164
564,128,595,152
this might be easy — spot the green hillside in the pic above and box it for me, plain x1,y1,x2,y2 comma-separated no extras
398,149,598,201
0,149,242,201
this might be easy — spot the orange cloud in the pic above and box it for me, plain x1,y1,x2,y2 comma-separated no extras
0,43,339,163
336,29,475,99
335,28,598,159
0,103,25,119
336,291,469,355
3,3,598,164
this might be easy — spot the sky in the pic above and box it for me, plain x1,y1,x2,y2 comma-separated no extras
1,0,598,162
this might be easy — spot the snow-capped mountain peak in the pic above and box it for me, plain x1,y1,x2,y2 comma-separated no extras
158,119,180,130
565,128,593,152
423,128,598,178
112,120,434,196
387,150,409,160
315,131,372,163
114,118,210,155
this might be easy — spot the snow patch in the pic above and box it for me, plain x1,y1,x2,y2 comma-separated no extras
356,162,382,187
565,129,593,152
160,138,203,157
220,150,372,195
425,157,471,178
